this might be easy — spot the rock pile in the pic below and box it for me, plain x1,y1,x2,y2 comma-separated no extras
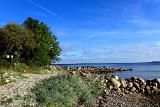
59,66,132,74
102,76,160,96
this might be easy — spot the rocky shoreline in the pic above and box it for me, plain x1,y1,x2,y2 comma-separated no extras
75,71,160,107
77,71,160,97
57,66,132,74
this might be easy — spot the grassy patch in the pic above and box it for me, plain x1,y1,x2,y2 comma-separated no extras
32,73,93,107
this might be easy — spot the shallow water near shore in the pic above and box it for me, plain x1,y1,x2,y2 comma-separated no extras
55,62,160,80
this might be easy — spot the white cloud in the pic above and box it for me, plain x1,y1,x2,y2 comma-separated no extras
59,42,160,63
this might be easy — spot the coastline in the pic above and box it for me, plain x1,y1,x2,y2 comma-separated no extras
0,66,160,106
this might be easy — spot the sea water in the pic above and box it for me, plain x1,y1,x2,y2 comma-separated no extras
54,62,160,80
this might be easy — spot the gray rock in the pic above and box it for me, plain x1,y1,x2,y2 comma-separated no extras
130,76,138,81
140,89,145,93
140,83,146,89
110,78,121,89
119,78,127,88
130,87,136,92
127,82,133,88
155,79,160,84
145,85,151,94
138,78,146,83
133,82,140,91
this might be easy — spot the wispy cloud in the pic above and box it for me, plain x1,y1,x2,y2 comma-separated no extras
60,42,160,63
25,0,75,26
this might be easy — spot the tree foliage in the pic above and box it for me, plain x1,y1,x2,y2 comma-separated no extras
23,17,61,66
0,17,61,66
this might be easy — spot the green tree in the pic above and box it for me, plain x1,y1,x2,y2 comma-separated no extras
23,17,61,66
0,23,36,62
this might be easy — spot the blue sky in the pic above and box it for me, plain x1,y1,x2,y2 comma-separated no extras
1,0,160,63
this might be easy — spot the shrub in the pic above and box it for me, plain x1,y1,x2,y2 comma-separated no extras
32,73,92,107
0,59,10,67
14,63,30,73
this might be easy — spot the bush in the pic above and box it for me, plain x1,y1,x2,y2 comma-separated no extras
0,59,10,67
32,73,92,107
14,63,30,73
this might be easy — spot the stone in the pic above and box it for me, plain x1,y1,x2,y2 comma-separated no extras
130,76,138,81
130,87,136,92
140,83,146,89
109,85,113,90
140,89,145,93
114,75,119,80
133,82,140,91
5,79,10,83
110,78,121,89
152,86,157,91
127,82,133,88
145,85,151,94
138,78,146,83
155,79,160,84
103,90,109,95
119,78,127,88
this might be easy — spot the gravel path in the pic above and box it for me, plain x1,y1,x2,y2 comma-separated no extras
0,73,56,101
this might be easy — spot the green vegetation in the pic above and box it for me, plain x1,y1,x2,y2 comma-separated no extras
32,73,93,107
0,17,61,66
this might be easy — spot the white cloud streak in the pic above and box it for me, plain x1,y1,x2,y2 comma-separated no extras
25,0,75,26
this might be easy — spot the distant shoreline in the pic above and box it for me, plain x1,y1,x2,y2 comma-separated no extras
54,61,160,65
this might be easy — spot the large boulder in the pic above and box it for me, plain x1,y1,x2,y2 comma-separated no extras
119,78,127,88
110,78,121,89
138,77,146,83
127,82,133,88
155,79,160,85
133,82,140,91
130,87,136,92
130,76,138,82
145,85,151,94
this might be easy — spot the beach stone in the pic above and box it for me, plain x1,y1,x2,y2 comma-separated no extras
152,86,157,93
127,82,133,88
155,79,160,84
145,86,151,94
133,82,140,91
114,75,119,80
140,89,145,93
138,78,146,83
119,78,127,88
130,76,138,82
130,87,136,92
110,78,121,89
140,83,146,89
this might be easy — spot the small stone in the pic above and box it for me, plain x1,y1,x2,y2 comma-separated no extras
5,79,10,83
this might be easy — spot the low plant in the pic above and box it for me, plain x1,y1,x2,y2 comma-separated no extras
13,63,30,73
32,73,92,107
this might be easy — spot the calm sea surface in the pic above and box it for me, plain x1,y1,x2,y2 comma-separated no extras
54,63,160,80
